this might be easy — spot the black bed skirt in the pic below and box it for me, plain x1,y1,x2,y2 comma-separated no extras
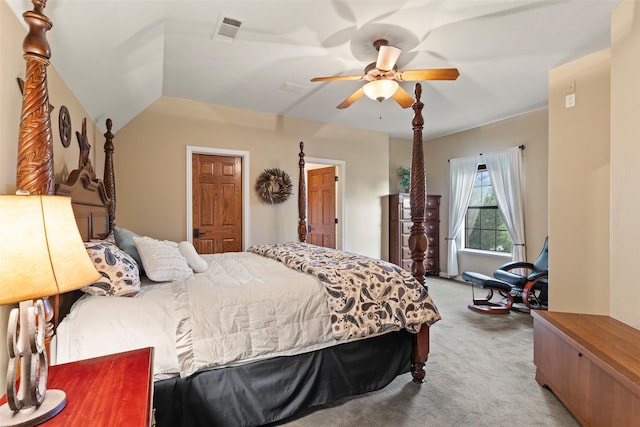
153,330,414,427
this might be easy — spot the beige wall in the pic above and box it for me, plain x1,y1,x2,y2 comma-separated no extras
390,108,549,277
1,0,24,195
610,0,640,329
0,4,102,192
114,96,390,258
1,0,100,390
0,0,23,396
548,50,611,314
547,0,640,330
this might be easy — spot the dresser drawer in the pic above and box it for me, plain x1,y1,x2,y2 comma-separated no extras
402,246,411,260
426,197,439,209
401,207,411,220
426,209,438,220
389,194,440,275
425,257,439,271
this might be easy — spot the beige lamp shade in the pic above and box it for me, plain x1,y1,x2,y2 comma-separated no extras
0,195,100,304
375,45,401,72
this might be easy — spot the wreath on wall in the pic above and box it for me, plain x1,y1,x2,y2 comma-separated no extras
255,168,293,204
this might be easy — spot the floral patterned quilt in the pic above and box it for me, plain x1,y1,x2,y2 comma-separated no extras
248,242,441,340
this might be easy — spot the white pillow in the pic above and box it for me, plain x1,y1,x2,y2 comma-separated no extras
178,241,208,273
133,236,193,282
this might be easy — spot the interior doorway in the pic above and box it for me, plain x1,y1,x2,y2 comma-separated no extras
305,158,345,250
306,166,336,248
186,146,250,251
191,153,242,254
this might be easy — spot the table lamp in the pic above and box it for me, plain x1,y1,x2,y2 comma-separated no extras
0,195,100,426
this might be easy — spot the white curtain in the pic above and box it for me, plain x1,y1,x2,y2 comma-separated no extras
483,146,526,264
447,155,479,277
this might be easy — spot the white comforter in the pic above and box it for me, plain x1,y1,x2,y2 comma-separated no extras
56,252,335,379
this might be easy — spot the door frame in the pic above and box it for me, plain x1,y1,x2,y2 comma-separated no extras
305,157,345,250
186,146,251,250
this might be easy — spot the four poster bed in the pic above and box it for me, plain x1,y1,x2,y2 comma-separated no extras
12,2,440,427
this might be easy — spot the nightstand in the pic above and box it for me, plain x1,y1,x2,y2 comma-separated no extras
1,347,154,426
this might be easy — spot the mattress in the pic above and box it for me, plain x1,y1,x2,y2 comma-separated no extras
55,252,337,380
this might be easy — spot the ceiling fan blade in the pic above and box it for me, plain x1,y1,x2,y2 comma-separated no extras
337,87,365,109
311,75,364,82
395,68,460,81
391,86,414,109
376,45,401,71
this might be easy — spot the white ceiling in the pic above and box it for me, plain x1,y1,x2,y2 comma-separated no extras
8,0,619,140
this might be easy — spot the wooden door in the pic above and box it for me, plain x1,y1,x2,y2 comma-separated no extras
192,154,242,253
307,166,336,248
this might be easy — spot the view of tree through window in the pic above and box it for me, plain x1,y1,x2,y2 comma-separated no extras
465,168,513,253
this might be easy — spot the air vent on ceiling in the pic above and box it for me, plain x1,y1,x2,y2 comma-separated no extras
212,16,242,42
279,81,309,94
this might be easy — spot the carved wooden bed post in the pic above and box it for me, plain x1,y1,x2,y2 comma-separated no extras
103,118,116,230
298,141,307,242
409,83,430,383
409,83,428,284
15,0,56,344
16,0,54,195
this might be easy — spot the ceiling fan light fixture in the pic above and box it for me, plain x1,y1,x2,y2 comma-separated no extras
363,80,399,102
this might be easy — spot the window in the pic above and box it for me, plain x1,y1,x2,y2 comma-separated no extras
464,166,513,253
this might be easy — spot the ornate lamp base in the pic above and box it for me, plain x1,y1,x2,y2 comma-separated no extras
0,389,65,427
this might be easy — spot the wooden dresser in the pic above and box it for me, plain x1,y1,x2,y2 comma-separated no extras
389,193,441,275
532,311,640,426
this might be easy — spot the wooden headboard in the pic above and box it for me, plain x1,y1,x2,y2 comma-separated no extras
52,119,117,330
55,168,110,241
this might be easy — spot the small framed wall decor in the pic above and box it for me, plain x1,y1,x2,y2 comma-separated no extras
58,105,72,147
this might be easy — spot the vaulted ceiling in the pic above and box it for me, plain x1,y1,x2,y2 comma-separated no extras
8,0,619,140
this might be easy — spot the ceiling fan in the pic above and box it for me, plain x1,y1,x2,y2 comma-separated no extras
311,39,459,109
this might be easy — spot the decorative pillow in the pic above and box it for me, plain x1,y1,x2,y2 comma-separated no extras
178,241,208,273
102,231,116,244
82,241,141,297
113,226,144,272
133,236,194,282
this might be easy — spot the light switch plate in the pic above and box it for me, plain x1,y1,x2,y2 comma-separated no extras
565,93,576,108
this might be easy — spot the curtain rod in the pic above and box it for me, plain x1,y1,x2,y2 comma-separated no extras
447,145,525,162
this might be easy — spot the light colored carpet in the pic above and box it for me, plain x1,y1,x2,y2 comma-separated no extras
277,277,579,427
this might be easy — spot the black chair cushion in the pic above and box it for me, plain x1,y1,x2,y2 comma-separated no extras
461,271,513,293
493,269,529,287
